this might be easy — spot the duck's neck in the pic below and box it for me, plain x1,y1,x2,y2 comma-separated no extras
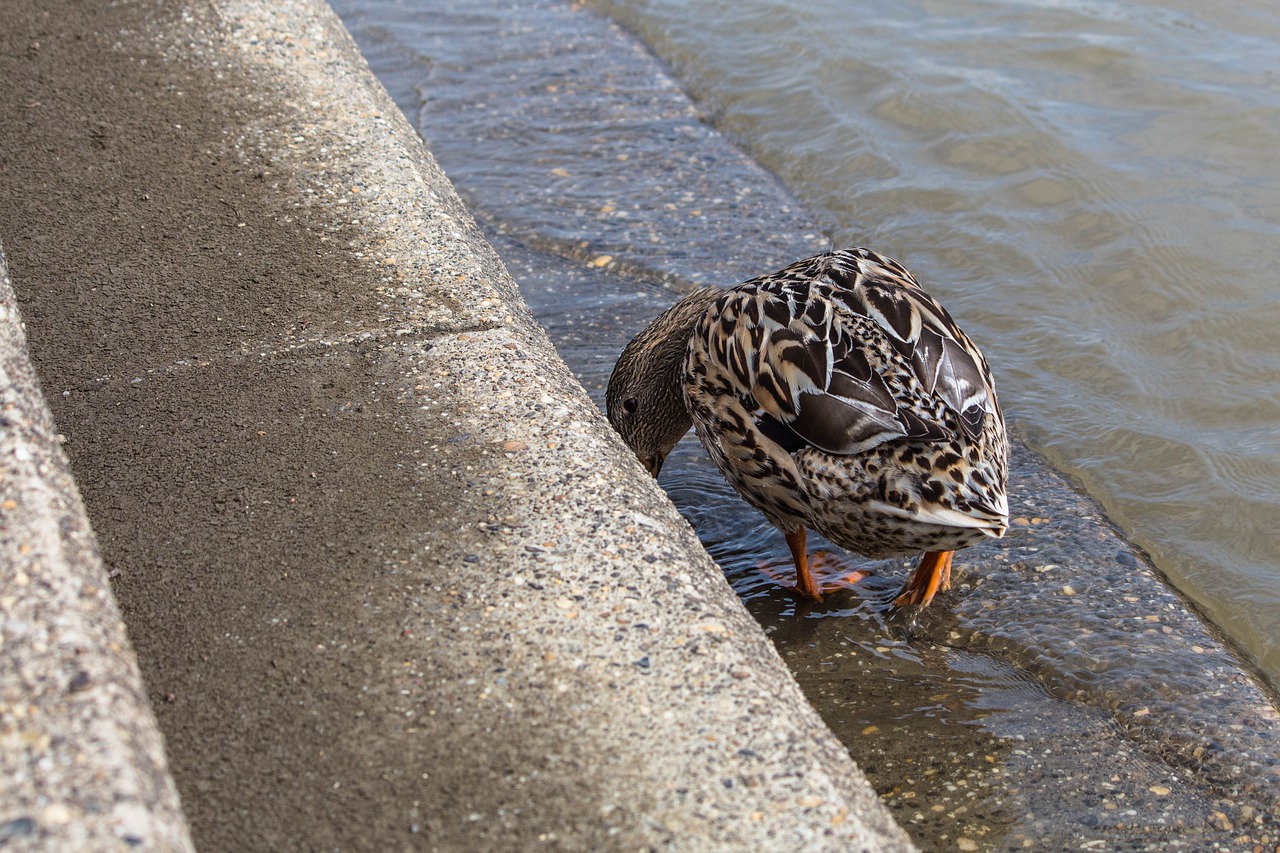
650,286,722,392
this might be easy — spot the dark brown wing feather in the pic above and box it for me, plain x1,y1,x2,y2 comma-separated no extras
735,248,997,456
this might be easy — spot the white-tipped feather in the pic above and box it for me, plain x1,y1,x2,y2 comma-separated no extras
864,500,1007,534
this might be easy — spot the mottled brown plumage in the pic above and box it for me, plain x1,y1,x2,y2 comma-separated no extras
607,248,1009,606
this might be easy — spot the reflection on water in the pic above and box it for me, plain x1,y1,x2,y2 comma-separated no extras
332,0,1280,846
661,444,906,614
585,0,1280,692
493,223,1280,846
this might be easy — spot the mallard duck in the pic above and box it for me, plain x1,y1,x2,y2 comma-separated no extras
606,248,1008,607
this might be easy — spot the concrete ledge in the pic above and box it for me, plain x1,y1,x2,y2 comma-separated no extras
0,0,912,849
0,248,194,851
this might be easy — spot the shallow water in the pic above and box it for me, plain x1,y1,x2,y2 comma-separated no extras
338,0,1280,690
331,0,1280,846
584,0,1280,697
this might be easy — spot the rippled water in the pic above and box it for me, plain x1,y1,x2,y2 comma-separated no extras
584,0,1280,687
338,0,1280,686
331,0,1280,845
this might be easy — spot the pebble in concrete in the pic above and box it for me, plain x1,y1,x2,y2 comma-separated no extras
0,0,914,850
0,249,194,852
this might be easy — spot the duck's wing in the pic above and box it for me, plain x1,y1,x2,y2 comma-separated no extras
723,249,997,457
828,249,998,440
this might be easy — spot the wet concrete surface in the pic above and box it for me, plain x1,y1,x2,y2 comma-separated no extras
333,0,1280,849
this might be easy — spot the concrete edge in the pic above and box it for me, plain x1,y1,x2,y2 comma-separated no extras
213,0,915,846
0,0,915,848
0,245,196,850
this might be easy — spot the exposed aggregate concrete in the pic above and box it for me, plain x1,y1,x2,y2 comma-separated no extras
0,0,912,849
0,249,195,851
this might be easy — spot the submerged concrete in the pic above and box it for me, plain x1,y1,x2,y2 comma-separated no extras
0,0,912,849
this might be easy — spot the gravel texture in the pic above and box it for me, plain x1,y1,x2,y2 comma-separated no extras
0,0,912,849
0,248,194,851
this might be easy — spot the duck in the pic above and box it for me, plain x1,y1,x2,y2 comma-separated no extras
606,247,1008,607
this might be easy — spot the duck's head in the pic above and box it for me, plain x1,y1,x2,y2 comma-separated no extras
606,287,721,477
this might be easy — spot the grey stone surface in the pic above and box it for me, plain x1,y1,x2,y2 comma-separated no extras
0,0,912,849
0,247,195,851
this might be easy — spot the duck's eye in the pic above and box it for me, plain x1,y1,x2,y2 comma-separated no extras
622,398,639,414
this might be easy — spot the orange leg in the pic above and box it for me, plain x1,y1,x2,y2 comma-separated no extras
780,529,869,602
892,550,954,609
785,528,823,602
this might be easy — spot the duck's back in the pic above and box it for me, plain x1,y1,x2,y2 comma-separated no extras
682,248,1009,558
